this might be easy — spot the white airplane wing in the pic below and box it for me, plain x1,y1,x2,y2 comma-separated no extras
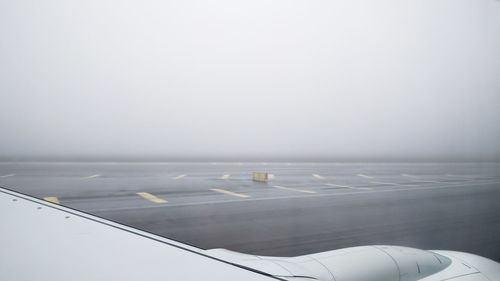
0,187,280,281
1,186,499,281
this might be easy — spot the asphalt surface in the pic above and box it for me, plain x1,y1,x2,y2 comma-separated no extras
1,162,499,261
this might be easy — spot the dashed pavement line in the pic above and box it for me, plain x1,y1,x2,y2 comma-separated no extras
43,197,60,204
312,174,325,179
210,188,250,198
401,174,419,179
411,179,442,184
88,180,500,211
273,185,316,194
136,192,167,203
173,174,186,180
370,181,413,187
324,183,372,190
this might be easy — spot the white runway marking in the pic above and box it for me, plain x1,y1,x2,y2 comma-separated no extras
370,181,410,186
0,174,15,178
88,180,500,211
401,174,442,183
273,185,316,194
445,174,474,180
312,174,324,179
221,174,230,179
84,174,100,179
324,183,372,190
357,174,374,179
411,179,442,184
173,174,186,180
210,188,250,198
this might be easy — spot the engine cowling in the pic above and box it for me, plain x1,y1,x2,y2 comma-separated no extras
206,245,500,281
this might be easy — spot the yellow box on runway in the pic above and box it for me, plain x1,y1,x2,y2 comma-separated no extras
253,172,268,182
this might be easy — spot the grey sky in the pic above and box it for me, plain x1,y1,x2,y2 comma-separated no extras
1,0,499,161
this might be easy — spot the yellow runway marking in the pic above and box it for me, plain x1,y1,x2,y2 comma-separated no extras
312,174,324,179
371,181,411,186
324,183,372,190
86,180,500,211
84,174,100,179
268,174,275,179
221,174,230,179
273,185,316,194
136,192,167,203
357,174,374,179
210,188,250,198
173,174,186,180
44,197,60,204
0,174,15,178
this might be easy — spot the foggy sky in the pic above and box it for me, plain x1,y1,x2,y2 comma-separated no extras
1,0,499,161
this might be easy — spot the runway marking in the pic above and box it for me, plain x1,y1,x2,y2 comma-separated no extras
402,175,443,183
221,174,230,180
88,180,500,211
0,174,15,178
370,181,411,187
357,174,374,179
411,179,442,184
43,197,60,204
268,174,275,179
273,185,316,194
136,192,167,203
445,174,474,180
324,183,372,190
210,188,250,198
173,174,186,180
312,174,324,179
401,174,419,178
84,174,100,179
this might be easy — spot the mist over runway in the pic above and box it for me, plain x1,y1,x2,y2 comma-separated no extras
1,161,499,261
2,0,500,162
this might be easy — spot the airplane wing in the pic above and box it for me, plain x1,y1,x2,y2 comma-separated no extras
0,186,280,281
1,186,499,281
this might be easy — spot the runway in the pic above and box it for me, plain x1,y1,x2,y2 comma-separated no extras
1,162,499,261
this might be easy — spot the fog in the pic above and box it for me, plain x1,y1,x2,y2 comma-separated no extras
1,0,499,161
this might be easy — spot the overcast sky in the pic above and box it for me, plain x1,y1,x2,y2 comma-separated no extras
0,0,499,161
